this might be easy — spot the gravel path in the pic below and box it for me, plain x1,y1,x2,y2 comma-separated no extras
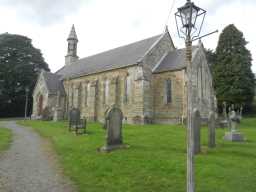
0,121,75,192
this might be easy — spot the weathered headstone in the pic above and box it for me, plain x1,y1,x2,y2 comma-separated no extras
240,105,243,117
227,106,232,130
69,108,86,135
238,105,243,122
100,106,127,152
208,111,216,148
224,108,244,142
219,101,228,128
223,101,227,120
193,108,201,155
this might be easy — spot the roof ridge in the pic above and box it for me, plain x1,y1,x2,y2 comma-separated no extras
76,34,161,63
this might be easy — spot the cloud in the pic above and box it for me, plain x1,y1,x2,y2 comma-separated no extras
0,0,91,25
0,0,255,73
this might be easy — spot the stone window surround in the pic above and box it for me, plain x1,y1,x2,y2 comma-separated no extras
164,79,172,104
123,75,132,104
102,79,110,105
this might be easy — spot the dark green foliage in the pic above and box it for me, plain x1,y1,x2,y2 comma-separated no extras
0,33,49,117
212,24,255,111
205,49,216,69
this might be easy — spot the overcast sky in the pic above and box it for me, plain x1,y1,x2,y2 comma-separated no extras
0,0,255,73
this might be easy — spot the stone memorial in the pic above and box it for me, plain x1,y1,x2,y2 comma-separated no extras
224,107,244,142
193,108,201,155
69,108,86,135
99,105,127,152
208,111,216,148
219,101,228,128
223,102,227,120
238,105,243,122
227,105,232,130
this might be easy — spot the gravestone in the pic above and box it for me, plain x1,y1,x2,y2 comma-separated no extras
100,106,127,152
224,108,244,142
238,105,243,122
208,111,216,148
227,106,232,130
223,102,227,120
69,108,86,135
219,101,228,128
193,108,201,155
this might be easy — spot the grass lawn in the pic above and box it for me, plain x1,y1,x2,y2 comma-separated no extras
19,118,256,192
0,127,12,153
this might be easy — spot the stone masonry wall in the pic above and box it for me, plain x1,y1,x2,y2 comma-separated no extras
63,65,145,124
140,31,175,122
152,70,185,124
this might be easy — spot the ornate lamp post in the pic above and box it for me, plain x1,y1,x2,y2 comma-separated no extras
24,87,29,119
175,1,206,192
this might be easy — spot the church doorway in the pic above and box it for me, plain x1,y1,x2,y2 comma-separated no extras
38,95,44,115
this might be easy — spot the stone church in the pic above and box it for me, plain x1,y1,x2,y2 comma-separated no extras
32,25,216,124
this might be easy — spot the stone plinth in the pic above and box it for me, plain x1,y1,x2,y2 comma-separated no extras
224,132,245,142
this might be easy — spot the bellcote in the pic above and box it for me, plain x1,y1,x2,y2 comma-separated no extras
65,24,79,66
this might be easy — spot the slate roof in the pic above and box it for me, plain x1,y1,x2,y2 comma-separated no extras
57,34,162,79
42,71,65,95
153,46,199,73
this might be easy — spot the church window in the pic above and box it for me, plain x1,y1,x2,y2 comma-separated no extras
77,85,82,109
105,80,109,104
103,81,106,104
124,76,131,103
71,86,74,107
86,83,90,106
84,84,87,107
164,79,172,104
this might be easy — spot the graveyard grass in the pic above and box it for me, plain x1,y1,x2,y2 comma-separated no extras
0,127,12,153
19,118,256,192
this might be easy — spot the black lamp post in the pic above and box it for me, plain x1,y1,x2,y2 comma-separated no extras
25,87,29,119
175,1,206,192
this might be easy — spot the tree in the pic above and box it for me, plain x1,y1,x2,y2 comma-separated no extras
0,33,49,117
212,24,255,111
205,49,216,68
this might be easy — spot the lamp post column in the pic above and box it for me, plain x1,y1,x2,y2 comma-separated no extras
186,38,195,192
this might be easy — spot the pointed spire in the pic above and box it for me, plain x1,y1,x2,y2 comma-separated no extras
164,25,169,33
67,24,78,40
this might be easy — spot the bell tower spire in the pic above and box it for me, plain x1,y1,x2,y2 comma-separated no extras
65,24,79,66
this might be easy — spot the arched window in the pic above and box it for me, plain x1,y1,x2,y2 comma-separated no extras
77,85,82,109
84,84,88,107
86,83,90,106
164,79,172,104
124,76,131,103
105,80,109,104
